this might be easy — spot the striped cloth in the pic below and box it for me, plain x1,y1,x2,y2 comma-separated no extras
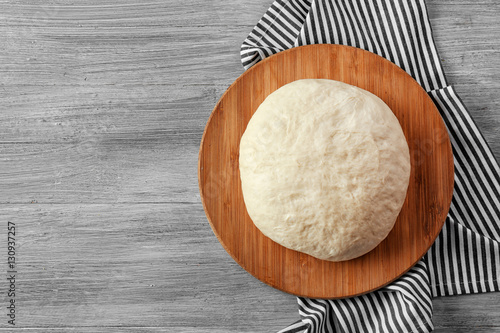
241,1,500,332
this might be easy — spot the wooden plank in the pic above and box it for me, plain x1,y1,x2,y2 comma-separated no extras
0,327,297,332
0,1,270,29
428,0,500,153
0,142,202,204
0,25,245,87
433,293,500,332
0,84,224,145
0,329,285,333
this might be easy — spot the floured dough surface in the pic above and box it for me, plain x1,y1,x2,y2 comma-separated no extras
239,79,410,261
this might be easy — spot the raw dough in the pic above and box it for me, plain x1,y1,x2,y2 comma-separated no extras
239,79,410,261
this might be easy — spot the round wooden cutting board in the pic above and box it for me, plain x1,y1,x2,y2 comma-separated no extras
198,44,454,299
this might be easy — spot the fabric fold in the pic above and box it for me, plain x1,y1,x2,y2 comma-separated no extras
241,0,312,69
289,261,434,333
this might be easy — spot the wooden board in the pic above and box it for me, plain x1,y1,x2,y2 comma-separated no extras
198,44,454,299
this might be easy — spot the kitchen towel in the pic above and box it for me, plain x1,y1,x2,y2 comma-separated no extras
241,1,500,332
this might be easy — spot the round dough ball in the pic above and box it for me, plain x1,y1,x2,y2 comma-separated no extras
239,79,410,262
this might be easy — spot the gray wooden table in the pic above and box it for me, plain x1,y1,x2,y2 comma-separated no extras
0,1,499,332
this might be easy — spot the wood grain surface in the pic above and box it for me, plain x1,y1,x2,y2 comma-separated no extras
199,44,454,299
0,0,498,332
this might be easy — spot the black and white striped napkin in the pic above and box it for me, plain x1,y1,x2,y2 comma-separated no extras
241,1,500,332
